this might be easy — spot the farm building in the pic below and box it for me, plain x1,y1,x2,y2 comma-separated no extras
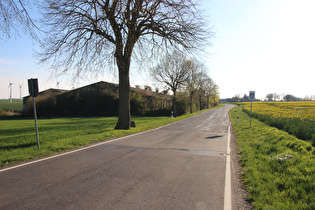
23,81,172,117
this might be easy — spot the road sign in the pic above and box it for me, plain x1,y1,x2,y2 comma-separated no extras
249,91,255,100
249,91,255,127
28,78,40,148
28,78,39,97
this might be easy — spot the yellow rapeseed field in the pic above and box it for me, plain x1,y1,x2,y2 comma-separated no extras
242,101,315,121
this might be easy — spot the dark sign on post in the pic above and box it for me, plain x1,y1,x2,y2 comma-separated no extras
249,91,255,100
28,78,40,148
28,78,39,97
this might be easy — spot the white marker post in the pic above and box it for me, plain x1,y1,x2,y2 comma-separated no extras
249,91,255,127
28,78,40,149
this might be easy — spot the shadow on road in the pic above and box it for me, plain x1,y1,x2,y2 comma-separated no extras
205,135,223,139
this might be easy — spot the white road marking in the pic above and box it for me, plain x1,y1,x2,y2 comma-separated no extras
224,125,232,210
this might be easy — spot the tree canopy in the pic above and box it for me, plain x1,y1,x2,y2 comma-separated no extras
39,0,212,129
0,0,212,129
151,51,189,116
0,0,40,39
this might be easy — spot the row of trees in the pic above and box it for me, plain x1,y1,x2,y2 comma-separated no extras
228,94,258,102
152,52,219,116
266,93,315,101
1,0,213,129
228,93,314,102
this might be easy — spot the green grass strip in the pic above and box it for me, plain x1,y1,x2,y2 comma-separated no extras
0,106,222,168
229,105,315,209
0,101,23,112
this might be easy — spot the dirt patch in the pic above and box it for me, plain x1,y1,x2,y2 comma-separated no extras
0,110,21,117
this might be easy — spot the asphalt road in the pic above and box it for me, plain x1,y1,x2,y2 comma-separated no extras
0,104,235,210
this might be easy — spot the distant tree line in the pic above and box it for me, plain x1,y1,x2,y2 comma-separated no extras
265,93,315,101
226,94,258,103
224,93,315,102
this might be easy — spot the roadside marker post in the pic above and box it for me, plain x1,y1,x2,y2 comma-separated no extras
28,78,40,149
249,91,255,127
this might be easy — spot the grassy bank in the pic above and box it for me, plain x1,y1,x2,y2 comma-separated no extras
0,106,221,168
229,105,315,209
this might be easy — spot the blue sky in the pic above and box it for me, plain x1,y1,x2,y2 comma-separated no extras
1,0,315,100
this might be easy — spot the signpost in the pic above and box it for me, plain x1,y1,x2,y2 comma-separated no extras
249,91,255,127
28,78,40,149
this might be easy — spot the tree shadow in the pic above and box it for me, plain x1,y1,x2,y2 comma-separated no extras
0,142,38,150
205,135,223,139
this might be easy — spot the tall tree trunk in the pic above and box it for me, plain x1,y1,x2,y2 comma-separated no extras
199,95,202,110
172,90,177,117
115,56,131,130
190,92,193,113
206,95,209,108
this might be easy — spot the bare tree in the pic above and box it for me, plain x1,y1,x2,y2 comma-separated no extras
185,58,208,113
151,51,189,116
195,69,209,111
203,77,215,109
211,84,219,107
185,60,197,113
39,0,212,129
0,0,40,39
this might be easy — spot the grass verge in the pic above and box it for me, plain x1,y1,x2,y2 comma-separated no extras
0,106,222,168
229,105,315,209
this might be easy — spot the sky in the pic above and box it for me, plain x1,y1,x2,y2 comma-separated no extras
1,0,315,100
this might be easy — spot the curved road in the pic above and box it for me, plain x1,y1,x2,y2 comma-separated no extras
0,104,235,209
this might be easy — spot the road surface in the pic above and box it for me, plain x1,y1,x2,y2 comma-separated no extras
0,104,235,209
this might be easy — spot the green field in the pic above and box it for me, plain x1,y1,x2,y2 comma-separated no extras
230,105,315,209
0,106,223,168
0,100,23,115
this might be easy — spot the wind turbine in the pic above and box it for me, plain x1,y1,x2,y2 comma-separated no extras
18,84,23,101
56,81,61,89
8,80,14,103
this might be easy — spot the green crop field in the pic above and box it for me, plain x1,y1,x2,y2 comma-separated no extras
241,101,315,142
0,106,222,168
0,100,23,115
230,105,315,209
